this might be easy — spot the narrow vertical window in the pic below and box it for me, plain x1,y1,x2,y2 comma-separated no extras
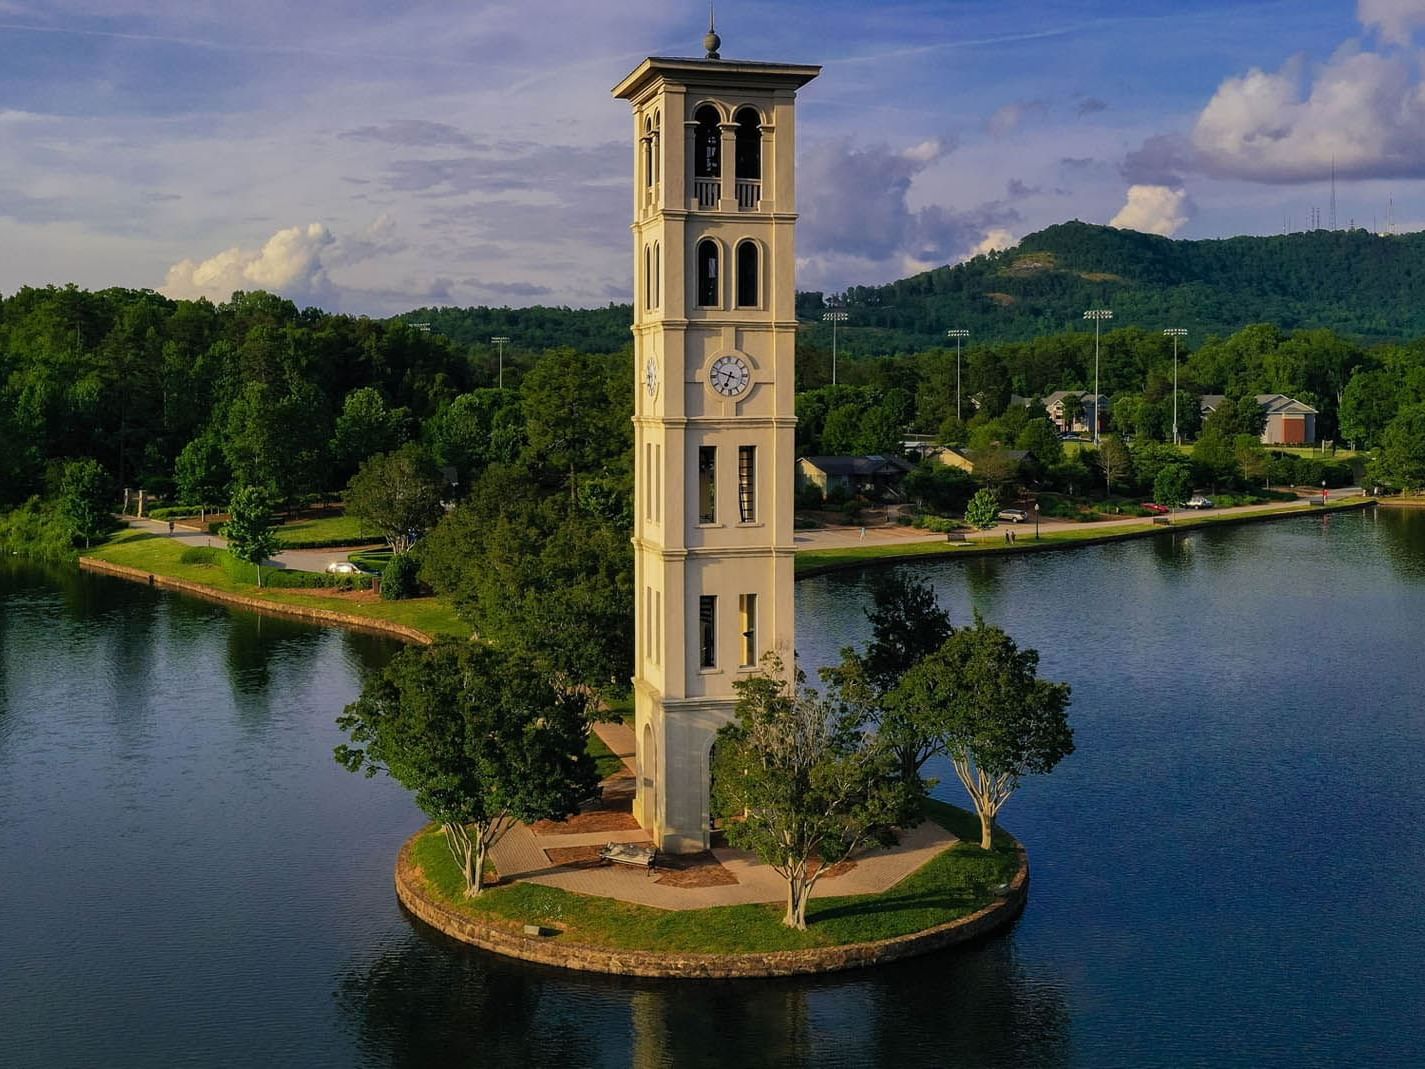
653,443,661,524
644,245,652,310
697,240,719,307
734,108,761,181
699,595,717,669
655,590,662,664
738,445,756,522
694,105,721,178
645,586,653,662
643,122,653,188
698,446,716,524
644,443,653,521
736,242,759,308
653,243,661,307
739,593,757,667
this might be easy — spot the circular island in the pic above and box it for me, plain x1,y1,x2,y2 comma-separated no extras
393,800,1029,980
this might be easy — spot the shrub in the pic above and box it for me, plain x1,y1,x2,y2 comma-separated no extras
911,514,968,533
179,546,219,566
0,498,77,561
381,553,421,601
965,487,1000,529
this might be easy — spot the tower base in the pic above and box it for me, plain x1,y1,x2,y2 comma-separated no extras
633,684,737,854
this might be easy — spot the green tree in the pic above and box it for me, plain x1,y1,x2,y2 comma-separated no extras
1373,403,1425,491
174,427,230,507
1058,394,1084,433
824,574,954,783
1339,370,1398,449
1191,428,1239,490
1015,417,1063,465
894,618,1073,849
222,484,280,587
344,443,445,555
330,387,409,481
57,457,111,547
1154,465,1191,510
904,462,973,515
820,403,864,455
711,658,912,929
520,348,624,503
965,486,1000,529
1096,435,1132,495
336,641,596,895
1234,434,1269,485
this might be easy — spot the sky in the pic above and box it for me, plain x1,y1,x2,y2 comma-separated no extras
4,1,1425,314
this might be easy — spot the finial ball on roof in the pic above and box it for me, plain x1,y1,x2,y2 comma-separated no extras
704,29,721,59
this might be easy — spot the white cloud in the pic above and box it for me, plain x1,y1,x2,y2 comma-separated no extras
1358,0,1425,45
967,227,1017,257
1110,185,1192,236
160,223,335,304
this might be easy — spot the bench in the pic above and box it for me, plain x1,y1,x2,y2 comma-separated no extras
1152,516,1171,526
600,842,658,875
945,531,968,544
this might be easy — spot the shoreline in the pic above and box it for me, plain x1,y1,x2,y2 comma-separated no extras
794,497,1377,578
76,556,436,644
393,828,1029,980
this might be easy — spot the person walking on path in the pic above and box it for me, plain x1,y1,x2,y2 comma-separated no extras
859,526,866,541
168,520,175,536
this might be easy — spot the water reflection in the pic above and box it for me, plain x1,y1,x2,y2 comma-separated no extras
1376,506,1425,580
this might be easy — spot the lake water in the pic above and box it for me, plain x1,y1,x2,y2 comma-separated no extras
2,507,1423,1067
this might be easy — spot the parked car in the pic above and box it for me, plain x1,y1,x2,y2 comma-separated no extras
1143,502,1170,515
1184,495,1214,509
325,561,362,574
997,508,1029,523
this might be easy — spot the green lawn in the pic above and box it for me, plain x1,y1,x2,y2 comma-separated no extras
274,513,381,546
409,799,1019,954
88,530,470,639
795,497,1370,574
586,731,628,780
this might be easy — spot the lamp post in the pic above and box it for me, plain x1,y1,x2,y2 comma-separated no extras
946,328,970,423
490,336,510,390
1083,309,1113,444
1163,328,1187,445
822,310,848,386
1033,501,1040,541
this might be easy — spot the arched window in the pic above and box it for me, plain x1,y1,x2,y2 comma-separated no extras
734,107,761,181
736,241,759,308
651,110,661,186
697,240,719,307
653,242,661,308
644,244,652,310
643,117,653,188
694,105,721,178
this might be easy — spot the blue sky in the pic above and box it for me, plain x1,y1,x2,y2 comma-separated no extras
2,1,1422,313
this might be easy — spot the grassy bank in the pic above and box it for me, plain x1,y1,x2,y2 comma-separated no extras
87,529,470,639
795,497,1374,576
407,800,1019,954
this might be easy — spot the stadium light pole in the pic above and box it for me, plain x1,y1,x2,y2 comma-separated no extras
946,328,970,423
1083,309,1113,444
491,336,510,390
1163,328,1187,444
823,310,849,386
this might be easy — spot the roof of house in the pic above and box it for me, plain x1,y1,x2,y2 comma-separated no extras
937,446,1028,466
800,455,915,476
1042,390,1107,408
1199,394,1227,411
1256,393,1319,415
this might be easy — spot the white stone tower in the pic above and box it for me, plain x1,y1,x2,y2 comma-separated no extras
613,31,819,853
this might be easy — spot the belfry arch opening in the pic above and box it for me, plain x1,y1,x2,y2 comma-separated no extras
734,107,761,209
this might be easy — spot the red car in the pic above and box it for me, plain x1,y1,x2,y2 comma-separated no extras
1142,502,1170,514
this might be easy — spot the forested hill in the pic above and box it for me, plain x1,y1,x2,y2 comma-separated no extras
795,222,1425,352
397,303,633,353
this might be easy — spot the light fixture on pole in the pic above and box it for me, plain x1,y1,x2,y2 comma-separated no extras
490,336,510,390
1163,328,1187,445
823,310,848,386
1083,309,1113,444
946,328,970,423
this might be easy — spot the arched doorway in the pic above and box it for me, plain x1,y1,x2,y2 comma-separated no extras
641,722,659,832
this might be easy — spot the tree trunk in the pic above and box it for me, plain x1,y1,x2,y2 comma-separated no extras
784,873,809,930
470,834,486,896
979,810,993,850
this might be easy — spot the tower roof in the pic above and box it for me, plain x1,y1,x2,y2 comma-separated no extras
612,56,821,100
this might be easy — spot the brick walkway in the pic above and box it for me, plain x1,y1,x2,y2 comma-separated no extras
484,718,960,911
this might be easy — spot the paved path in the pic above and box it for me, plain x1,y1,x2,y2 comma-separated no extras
793,489,1366,551
483,716,959,910
122,516,380,573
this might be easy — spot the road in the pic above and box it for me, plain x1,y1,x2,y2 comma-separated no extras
124,516,380,573
793,490,1365,551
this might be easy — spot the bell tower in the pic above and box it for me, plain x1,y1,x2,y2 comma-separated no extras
613,34,819,853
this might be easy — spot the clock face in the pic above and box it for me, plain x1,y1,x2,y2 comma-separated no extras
708,354,751,397
644,355,659,397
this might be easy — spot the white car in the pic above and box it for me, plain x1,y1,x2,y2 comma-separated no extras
1184,494,1214,509
997,508,1029,523
324,561,362,575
